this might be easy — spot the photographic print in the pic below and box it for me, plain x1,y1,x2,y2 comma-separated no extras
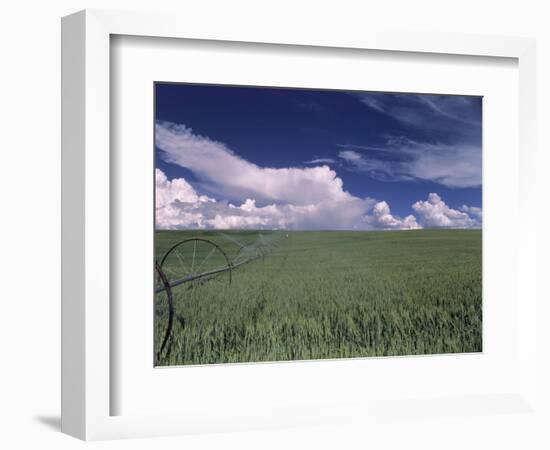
154,83,482,366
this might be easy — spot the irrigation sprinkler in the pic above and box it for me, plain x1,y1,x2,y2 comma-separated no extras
155,233,283,364
157,238,233,292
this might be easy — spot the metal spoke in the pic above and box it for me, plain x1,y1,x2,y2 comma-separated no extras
163,266,179,277
174,249,190,274
191,239,197,273
195,246,216,274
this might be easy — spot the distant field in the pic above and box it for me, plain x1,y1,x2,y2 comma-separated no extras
155,229,482,366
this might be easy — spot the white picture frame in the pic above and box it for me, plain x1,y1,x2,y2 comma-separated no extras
61,9,538,441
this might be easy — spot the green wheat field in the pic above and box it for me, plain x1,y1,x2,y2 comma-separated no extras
154,229,482,366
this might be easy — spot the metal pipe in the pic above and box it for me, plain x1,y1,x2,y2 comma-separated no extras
155,253,261,293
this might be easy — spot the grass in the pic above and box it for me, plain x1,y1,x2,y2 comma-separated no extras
155,229,482,366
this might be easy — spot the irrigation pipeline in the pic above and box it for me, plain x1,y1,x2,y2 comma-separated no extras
154,244,264,294
155,232,285,363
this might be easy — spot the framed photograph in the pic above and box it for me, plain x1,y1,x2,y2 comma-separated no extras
152,83,483,367
62,9,539,441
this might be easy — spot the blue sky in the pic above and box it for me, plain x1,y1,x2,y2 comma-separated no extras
155,83,482,230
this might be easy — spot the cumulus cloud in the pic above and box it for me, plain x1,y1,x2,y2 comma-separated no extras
365,201,421,230
156,168,212,207
157,169,480,230
338,137,481,188
412,193,481,228
157,168,427,231
156,168,381,230
155,169,217,229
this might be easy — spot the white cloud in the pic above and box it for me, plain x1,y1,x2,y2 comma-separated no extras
357,93,481,128
157,170,479,230
412,193,481,228
338,150,363,163
338,138,481,188
155,168,213,207
156,169,427,231
156,121,351,205
415,95,480,126
348,93,482,188
362,201,421,230
305,158,336,165
156,168,380,230
406,141,481,188
460,204,483,221
155,169,217,229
